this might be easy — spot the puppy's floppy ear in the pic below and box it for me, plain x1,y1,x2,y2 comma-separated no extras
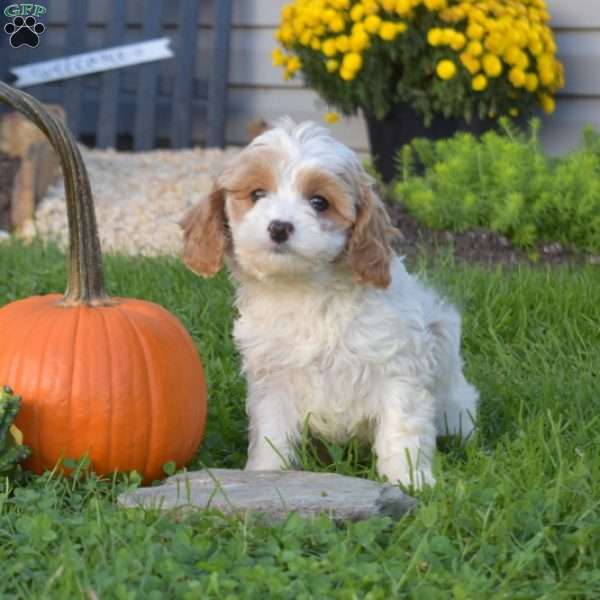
347,178,398,289
180,185,227,277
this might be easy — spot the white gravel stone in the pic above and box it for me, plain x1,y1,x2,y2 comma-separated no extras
19,146,240,256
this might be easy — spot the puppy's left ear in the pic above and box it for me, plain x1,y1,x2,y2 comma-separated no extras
347,178,398,289
180,185,227,277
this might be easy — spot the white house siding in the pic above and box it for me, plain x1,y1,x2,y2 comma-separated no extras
40,0,600,154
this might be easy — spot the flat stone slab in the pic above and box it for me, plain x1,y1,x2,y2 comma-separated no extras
118,469,417,522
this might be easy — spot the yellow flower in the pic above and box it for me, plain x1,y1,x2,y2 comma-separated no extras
271,48,285,67
281,5,295,21
306,8,323,27
350,4,365,21
311,38,321,50
441,28,455,45
466,40,483,56
326,59,339,72
539,94,555,113
331,0,350,8
395,0,412,15
336,35,350,52
293,19,305,37
381,0,397,11
545,37,557,54
351,22,364,36
340,67,356,80
516,51,529,71
442,5,466,22
364,14,382,34
379,21,399,40
537,53,554,71
424,0,447,10
468,7,486,24
330,14,346,32
484,33,505,55
321,8,337,24
525,73,539,92
530,40,543,56
322,38,338,56
460,53,481,75
362,0,380,15
324,111,340,123
342,52,363,72
436,59,457,80
508,29,527,48
482,53,503,77
299,30,312,46
539,66,555,86
504,46,520,66
509,67,526,87
350,29,370,51
466,23,485,40
279,25,294,44
427,28,443,46
472,74,488,91
286,56,302,75
449,31,466,51
556,61,565,88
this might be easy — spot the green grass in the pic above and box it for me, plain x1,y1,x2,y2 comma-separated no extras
1,240,599,599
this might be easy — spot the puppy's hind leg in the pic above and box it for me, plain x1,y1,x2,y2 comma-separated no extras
436,373,478,440
373,380,438,490
428,309,478,441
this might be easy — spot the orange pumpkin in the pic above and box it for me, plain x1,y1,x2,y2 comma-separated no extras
0,83,207,482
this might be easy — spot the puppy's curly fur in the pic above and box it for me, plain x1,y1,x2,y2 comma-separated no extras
181,119,478,488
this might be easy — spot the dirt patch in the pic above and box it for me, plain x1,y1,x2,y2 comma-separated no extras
385,199,599,267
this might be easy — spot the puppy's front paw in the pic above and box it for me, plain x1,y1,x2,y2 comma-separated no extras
379,464,436,491
245,454,286,471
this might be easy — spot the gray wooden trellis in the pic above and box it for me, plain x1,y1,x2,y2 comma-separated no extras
0,0,232,150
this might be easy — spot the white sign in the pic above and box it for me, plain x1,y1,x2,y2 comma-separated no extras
10,37,174,88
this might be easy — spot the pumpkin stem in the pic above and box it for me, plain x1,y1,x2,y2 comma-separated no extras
0,82,110,306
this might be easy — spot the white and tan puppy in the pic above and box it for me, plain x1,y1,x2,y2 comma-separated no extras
181,119,478,488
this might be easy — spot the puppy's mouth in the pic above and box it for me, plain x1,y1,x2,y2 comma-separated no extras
270,243,291,255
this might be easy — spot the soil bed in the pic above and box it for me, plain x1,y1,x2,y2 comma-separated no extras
386,199,597,267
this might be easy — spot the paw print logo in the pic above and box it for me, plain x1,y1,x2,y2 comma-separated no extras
4,16,45,48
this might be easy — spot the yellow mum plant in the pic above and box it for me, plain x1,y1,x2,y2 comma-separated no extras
273,0,564,124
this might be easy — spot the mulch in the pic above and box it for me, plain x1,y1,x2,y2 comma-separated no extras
384,199,599,268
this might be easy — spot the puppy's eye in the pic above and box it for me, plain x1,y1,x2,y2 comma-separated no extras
309,195,329,212
250,189,266,203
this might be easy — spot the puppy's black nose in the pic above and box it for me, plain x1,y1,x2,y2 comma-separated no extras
268,220,294,243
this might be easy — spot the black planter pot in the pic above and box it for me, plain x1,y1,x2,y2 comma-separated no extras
365,102,496,183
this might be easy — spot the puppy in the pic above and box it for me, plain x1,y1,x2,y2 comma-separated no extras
181,119,478,488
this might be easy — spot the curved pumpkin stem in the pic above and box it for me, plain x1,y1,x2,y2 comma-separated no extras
0,82,110,306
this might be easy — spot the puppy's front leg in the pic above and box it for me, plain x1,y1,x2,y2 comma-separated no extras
244,381,300,471
374,380,437,490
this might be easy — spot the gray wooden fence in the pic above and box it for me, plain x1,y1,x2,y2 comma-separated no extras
0,0,232,150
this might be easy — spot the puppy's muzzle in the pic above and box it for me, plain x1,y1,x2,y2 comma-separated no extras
268,220,294,244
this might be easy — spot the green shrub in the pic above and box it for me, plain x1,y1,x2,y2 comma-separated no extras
393,119,600,252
